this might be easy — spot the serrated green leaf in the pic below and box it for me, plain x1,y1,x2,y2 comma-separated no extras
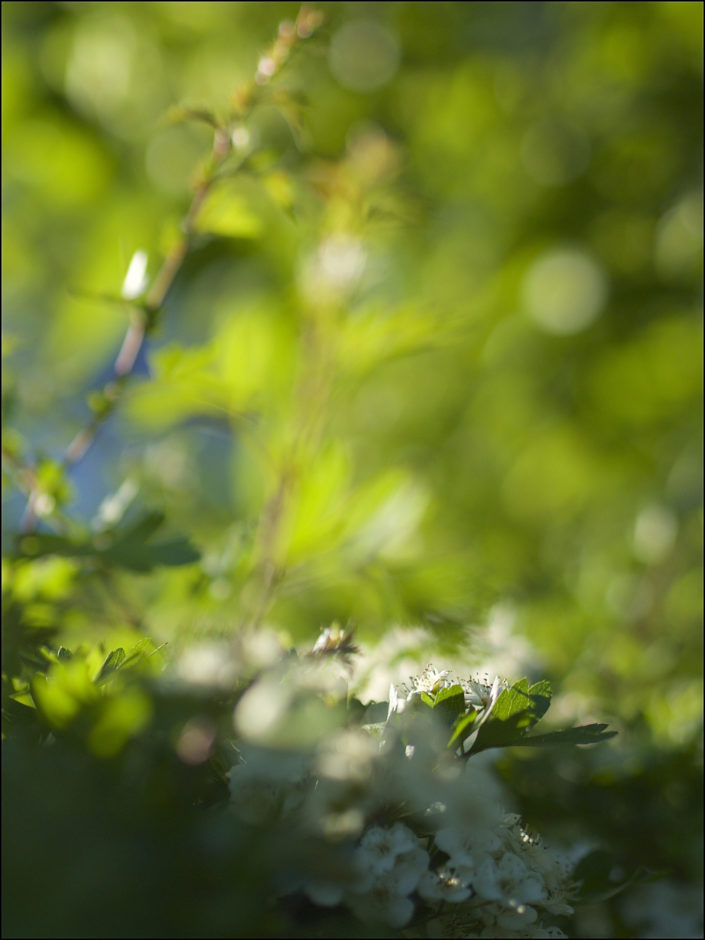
512,724,618,748
491,678,550,729
465,678,553,755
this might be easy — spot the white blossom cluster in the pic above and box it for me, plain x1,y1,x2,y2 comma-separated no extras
388,664,509,717
227,658,578,938
296,812,575,937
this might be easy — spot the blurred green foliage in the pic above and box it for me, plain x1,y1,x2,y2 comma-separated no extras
2,2,702,938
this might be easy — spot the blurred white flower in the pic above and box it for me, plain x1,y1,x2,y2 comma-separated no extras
435,825,502,865
387,681,400,718
347,838,428,928
388,664,453,716
418,865,474,903
175,641,238,689
314,727,378,783
121,249,148,300
474,851,546,908
496,904,539,930
357,821,419,874
389,845,431,895
304,879,344,907
227,745,310,824
299,234,367,305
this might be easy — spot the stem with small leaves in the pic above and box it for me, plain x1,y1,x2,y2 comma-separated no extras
18,5,323,537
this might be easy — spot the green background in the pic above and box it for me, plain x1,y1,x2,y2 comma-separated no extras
2,2,702,937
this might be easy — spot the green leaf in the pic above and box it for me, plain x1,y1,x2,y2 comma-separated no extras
30,673,79,729
6,689,36,710
15,512,200,572
510,723,618,748
525,679,552,726
347,697,389,725
103,511,200,571
102,536,200,572
95,648,127,683
114,510,166,543
490,678,551,729
448,708,478,747
121,638,166,671
466,678,552,754
17,533,96,561
431,684,466,725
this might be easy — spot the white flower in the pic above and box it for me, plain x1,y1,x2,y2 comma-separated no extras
426,760,506,844
387,665,458,722
304,879,344,907
228,745,310,823
474,852,547,908
314,727,379,783
501,818,576,916
418,866,474,903
412,664,452,695
461,674,507,711
389,665,453,713
496,904,538,930
388,845,430,895
346,824,429,928
299,234,367,305
176,641,238,689
387,680,401,718
476,901,544,936
356,822,422,875
435,825,502,864
121,249,148,300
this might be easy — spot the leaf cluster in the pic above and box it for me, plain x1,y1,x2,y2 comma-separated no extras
389,677,616,760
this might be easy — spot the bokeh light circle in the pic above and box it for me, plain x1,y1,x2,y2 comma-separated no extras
329,20,400,93
522,248,608,335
